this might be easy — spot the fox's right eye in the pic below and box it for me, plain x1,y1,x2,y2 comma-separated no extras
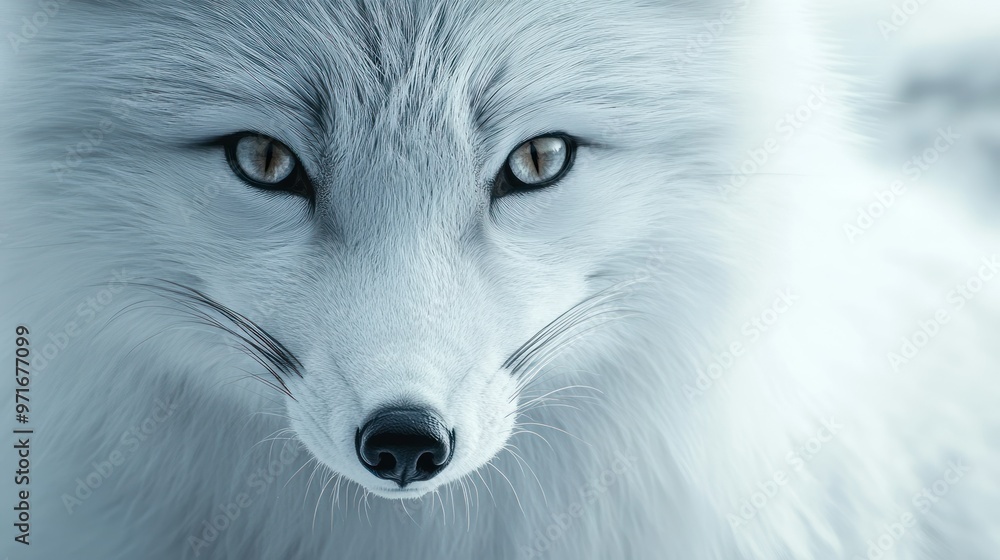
493,134,576,199
223,133,314,200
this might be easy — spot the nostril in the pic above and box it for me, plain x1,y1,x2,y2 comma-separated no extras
355,406,454,487
416,452,438,473
373,452,396,471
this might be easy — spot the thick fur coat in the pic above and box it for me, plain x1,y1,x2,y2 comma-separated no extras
1,1,998,559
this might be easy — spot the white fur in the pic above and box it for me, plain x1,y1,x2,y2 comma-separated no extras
1,1,998,558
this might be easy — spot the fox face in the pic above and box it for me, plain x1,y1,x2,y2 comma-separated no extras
10,0,730,499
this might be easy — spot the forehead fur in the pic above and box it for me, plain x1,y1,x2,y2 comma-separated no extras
1,0,742,265
27,0,734,157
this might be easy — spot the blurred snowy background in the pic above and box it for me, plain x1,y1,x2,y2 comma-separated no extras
827,0,1000,218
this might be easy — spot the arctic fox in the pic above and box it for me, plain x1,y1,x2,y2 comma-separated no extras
1,1,998,559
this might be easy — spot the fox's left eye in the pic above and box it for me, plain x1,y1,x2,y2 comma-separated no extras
224,133,313,199
494,134,576,198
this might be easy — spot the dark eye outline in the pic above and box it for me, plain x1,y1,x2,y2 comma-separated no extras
492,133,577,199
221,132,315,202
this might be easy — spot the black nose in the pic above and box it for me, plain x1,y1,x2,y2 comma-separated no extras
355,407,454,487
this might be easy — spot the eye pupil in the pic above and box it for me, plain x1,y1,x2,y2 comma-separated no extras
264,142,275,174
225,133,313,201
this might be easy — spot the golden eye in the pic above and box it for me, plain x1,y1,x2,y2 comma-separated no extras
224,133,313,199
494,134,576,198
234,135,295,183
